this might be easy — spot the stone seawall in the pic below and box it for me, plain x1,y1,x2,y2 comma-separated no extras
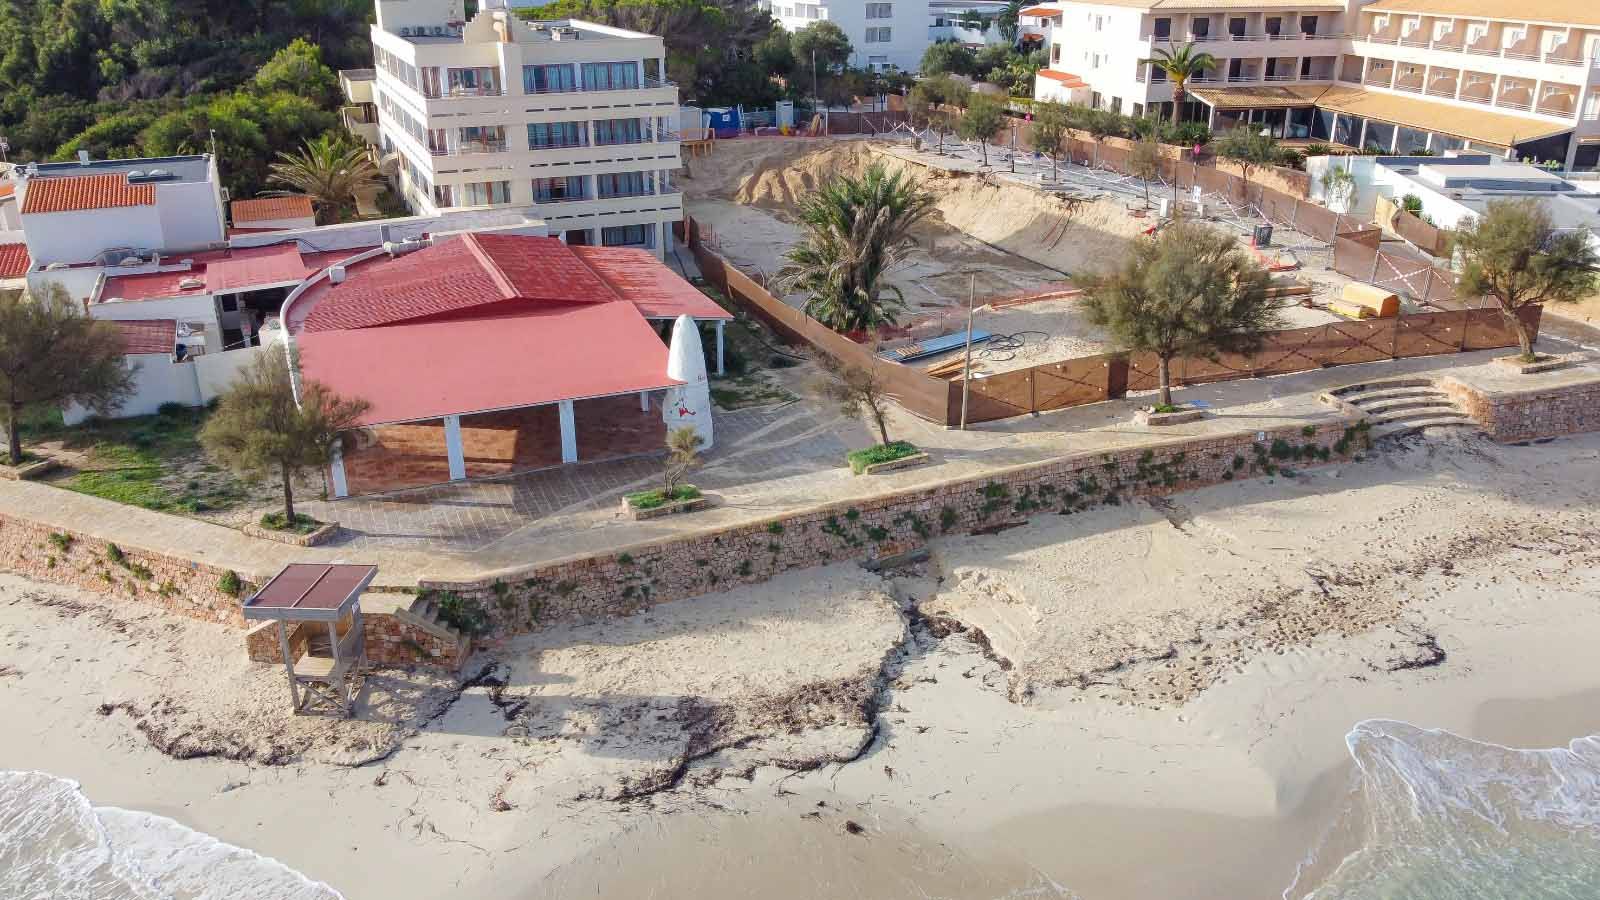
423,418,1375,642
245,611,470,671
1441,374,1600,443
0,512,248,625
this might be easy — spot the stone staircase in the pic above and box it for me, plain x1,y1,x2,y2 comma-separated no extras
1319,378,1480,437
394,594,465,644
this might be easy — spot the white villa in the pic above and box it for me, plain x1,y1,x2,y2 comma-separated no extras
340,0,683,257
763,0,1015,72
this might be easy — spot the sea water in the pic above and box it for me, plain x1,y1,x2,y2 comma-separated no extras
0,771,341,900
1286,720,1600,900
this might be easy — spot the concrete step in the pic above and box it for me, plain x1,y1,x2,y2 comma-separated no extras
1367,408,1468,425
1359,398,1458,416
1342,388,1447,406
1374,417,1482,438
1326,377,1436,399
398,595,461,643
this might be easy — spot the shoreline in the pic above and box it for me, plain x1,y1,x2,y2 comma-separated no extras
3,430,1600,898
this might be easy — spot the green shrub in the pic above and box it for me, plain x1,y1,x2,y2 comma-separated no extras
434,592,490,636
766,521,785,535
846,441,920,474
624,485,701,509
218,570,242,596
105,544,125,566
48,532,73,552
258,511,322,534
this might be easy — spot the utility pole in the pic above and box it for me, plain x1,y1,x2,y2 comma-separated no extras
960,274,976,431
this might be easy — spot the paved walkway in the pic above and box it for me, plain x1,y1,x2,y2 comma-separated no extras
4,347,1595,587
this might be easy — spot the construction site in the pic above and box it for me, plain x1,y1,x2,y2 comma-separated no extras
680,133,1359,381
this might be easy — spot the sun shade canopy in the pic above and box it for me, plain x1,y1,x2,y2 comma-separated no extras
242,563,378,622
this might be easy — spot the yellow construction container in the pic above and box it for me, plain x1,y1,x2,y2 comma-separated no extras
1339,283,1401,319
1328,299,1374,319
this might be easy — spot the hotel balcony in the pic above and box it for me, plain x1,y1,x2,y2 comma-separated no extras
340,105,379,145
1425,69,1459,99
340,68,375,105
1356,18,1600,69
1391,65,1425,93
1538,87,1579,116
1363,62,1396,88
1496,77,1535,111
1459,76,1495,104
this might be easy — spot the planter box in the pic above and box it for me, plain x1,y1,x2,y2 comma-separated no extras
242,520,340,546
1134,407,1206,426
1492,354,1571,375
622,495,709,521
0,456,59,481
855,452,931,476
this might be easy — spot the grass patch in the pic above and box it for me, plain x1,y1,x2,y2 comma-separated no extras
258,511,324,534
709,374,797,410
624,484,702,510
1150,403,1185,414
847,441,921,475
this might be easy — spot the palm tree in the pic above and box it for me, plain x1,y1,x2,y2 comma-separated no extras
1140,43,1218,125
999,0,1027,45
266,134,381,226
777,163,936,334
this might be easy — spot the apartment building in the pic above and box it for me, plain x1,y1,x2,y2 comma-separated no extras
342,0,683,256
1030,0,1600,170
765,0,1011,72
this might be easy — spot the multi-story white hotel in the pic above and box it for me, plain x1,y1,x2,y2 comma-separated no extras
1029,0,1600,170
341,0,682,256
764,0,1012,72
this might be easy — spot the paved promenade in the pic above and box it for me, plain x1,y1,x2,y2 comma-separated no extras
5,346,1592,589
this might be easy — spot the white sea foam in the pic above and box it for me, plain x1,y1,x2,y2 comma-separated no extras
1286,720,1600,900
0,771,342,900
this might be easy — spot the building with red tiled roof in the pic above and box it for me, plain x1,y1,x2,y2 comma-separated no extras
286,232,732,498
16,155,225,267
20,173,155,215
0,243,30,281
230,196,317,230
110,319,177,356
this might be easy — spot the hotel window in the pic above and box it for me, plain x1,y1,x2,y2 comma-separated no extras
1228,17,1245,37
593,118,645,145
532,176,586,201
460,181,511,205
1191,17,1209,37
602,224,653,247
1051,44,1060,63
582,61,640,90
1265,16,1281,36
527,121,588,148
866,27,891,42
1300,15,1317,35
446,67,500,96
596,171,652,198
523,63,576,93
457,125,505,153
1152,17,1170,39
866,2,892,18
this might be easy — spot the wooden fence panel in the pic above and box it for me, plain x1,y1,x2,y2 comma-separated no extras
1175,351,1258,384
1295,203,1337,242
1032,356,1113,411
1461,305,1541,350
1394,310,1468,357
1247,325,1338,377
1125,352,1164,392
1317,318,1398,366
957,370,1036,423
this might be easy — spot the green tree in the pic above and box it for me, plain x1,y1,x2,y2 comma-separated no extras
1030,99,1070,181
817,353,894,446
778,163,935,333
1081,107,1124,167
253,37,338,107
200,351,368,524
0,284,133,465
998,0,1026,44
662,425,703,497
921,40,976,76
958,92,1005,166
792,20,852,76
1128,131,1163,207
1140,43,1217,124
1214,126,1279,198
267,134,381,226
911,75,957,152
973,43,1014,79
1454,199,1598,361
1082,222,1281,408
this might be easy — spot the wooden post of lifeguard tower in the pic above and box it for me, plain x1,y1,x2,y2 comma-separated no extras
242,563,378,717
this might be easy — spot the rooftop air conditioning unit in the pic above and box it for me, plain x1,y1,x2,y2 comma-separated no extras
328,265,347,283
177,276,204,290
118,256,144,267
148,168,168,177
44,262,68,270
128,170,146,179
399,26,413,35
532,22,547,30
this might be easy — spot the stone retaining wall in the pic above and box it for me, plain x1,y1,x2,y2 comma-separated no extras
245,610,470,671
423,418,1375,643
0,512,248,625
1441,375,1600,443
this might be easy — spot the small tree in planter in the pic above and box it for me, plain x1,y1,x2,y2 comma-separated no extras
1083,222,1282,410
817,354,922,472
1454,198,1597,363
1128,132,1163,209
958,93,1005,167
1031,99,1070,182
200,351,369,529
1214,126,1279,201
0,284,133,466
662,426,704,499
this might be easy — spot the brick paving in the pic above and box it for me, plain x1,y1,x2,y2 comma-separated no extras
300,403,869,553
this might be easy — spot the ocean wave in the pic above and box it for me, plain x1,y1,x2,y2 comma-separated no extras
1286,720,1600,900
0,771,342,900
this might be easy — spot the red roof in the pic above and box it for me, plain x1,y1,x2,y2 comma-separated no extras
205,244,310,293
110,319,176,355
1037,70,1086,87
243,563,377,620
1021,6,1061,18
21,173,156,215
296,302,680,426
101,244,370,303
572,246,732,320
0,183,15,199
301,234,622,333
231,195,315,224
0,243,29,279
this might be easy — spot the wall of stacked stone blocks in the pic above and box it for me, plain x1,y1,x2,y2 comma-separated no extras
424,418,1377,643
245,612,469,671
1440,377,1600,443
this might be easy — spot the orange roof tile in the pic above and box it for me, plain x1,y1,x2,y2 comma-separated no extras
0,183,15,199
1037,69,1087,87
0,243,29,279
1021,6,1062,17
21,173,156,215
110,319,176,355
231,195,316,224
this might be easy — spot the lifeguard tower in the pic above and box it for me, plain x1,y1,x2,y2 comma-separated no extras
242,563,377,716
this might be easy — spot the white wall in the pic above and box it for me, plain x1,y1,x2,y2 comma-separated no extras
155,180,227,251
62,353,202,425
21,205,165,266
27,268,105,306
195,345,267,402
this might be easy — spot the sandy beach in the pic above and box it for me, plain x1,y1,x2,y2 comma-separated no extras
4,428,1600,899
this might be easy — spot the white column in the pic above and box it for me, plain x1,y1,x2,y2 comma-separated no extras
640,391,650,411
444,414,466,481
558,400,577,464
329,442,349,499
715,320,726,377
